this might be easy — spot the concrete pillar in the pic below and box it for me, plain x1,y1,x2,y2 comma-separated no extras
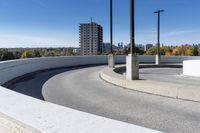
126,54,139,80
156,55,160,65
108,54,115,68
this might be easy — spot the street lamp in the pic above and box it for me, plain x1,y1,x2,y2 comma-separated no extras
130,0,135,55
126,0,139,80
154,10,164,65
108,0,115,68
110,0,113,54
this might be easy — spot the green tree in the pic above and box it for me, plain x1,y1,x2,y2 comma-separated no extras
33,50,41,57
193,45,199,56
146,46,172,56
134,47,145,55
0,49,14,61
172,46,194,56
46,52,56,57
21,51,32,59
145,47,157,55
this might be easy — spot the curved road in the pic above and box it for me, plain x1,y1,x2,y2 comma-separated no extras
3,66,93,100
4,66,200,133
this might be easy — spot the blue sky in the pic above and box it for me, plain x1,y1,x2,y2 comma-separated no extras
0,0,199,48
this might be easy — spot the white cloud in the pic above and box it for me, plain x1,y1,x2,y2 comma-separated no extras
161,30,198,37
0,34,68,48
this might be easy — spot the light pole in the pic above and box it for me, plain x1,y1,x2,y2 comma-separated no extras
126,0,139,80
110,0,113,54
154,10,164,65
108,0,115,68
130,0,135,55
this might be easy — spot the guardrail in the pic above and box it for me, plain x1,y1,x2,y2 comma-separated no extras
0,55,200,132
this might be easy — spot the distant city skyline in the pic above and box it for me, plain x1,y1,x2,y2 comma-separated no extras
0,0,200,48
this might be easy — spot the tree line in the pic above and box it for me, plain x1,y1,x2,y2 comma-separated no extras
0,48,77,61
145,45,200,56
1,45,200,61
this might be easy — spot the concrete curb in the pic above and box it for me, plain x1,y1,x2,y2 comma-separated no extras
100,65,200,102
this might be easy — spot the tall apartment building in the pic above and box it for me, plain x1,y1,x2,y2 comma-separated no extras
79,22,103,55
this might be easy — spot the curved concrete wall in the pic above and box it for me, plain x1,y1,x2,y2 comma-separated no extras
0,56,163,133
0,55,200,132
1,55,200,85
0,56,125,85
139,55,200,63
0,86,162,133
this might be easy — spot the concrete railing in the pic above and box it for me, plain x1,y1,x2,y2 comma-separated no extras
1,55,200,85
0,55,200,132
0,56,126,85
0,55,162,133
0,86,162,133
139,55,200,63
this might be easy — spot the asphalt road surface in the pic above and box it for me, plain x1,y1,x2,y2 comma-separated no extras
4,66,200,133
3,66,92,100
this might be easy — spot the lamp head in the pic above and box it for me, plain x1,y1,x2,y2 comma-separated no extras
159,10,165,12
154,10,165,14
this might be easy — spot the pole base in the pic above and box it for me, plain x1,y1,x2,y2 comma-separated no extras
108,54,115,68
126,54,139,80
156,55,160,65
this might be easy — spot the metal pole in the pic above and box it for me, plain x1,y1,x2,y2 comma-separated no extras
154,10,164,65
157,11,160,57
154,10,164,58
110,0,113,53
126,0,139,80
130,0,135,55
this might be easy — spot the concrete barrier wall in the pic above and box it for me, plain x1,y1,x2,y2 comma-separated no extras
0,55,200,132
1,55,200,85
160,56,200,63
0,55,164,133
0,86,162,133
183,60,200,77
140,56,200,63
0,56,126,85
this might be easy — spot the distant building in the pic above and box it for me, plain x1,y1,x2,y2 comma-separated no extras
73,48,81,54
145,44,154,51
113,45,119,51
117,42,124,49
136,44,144,50
79,22,103,55
102,43,111,52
